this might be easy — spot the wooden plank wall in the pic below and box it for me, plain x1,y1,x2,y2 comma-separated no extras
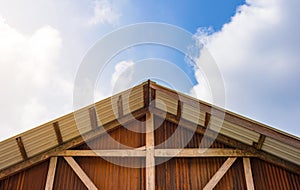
154,118,300,190
0,116,299,189
0,161,49,190
251,158,300,190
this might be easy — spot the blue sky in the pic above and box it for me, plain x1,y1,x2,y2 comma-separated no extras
0,0,299,140
120,0,245,32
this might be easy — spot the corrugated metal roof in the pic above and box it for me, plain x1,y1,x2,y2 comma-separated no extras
0,80,299,175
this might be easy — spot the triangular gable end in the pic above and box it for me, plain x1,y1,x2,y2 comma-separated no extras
0,80,299,189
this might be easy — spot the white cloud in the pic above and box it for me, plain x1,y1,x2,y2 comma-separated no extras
93,60,135,102
88,0,120,25
0,17,72,140
111,60,135,93
193,0,300,135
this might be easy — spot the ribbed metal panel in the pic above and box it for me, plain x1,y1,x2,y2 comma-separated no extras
0,139,23,170
181,103,205,126
54,120,146,190
59,113,80,142
21,123,57,157
0,84,144,171
1,115,299,190
0,160,49,190
95,84,144,126
1,81,299,189
76,116,145,150
53,157,87,190
154,117,232,149
209,116,261,145
52,156,145,190
156,90,178,115
122,85,144,115
95,97,118,125
262,137,300,165
251,158,300,190
73,106,94,134
155,157,246,190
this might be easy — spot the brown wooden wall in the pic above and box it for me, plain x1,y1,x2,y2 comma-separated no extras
53,157,145,190
0,116,299,190
156,157,246,190
251,158,300,190
0,161,49,190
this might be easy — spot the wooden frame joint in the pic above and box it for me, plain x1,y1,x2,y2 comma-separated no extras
204,112,211,128
16,137,28,160
53,122,63,145
89,107,98,130
143,80,150,108
253,134,266,150
176,100,182,121
117,95,123,117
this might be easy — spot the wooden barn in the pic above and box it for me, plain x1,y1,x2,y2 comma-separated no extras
0,80,299,190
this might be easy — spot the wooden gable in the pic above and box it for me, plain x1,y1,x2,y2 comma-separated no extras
0,80,299,189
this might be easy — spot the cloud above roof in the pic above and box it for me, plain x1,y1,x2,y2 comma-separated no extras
193,0,300,135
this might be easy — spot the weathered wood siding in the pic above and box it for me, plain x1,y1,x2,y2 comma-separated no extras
0,116,299,190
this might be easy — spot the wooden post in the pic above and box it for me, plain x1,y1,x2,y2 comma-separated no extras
204,112,211,128
143,80,150,108
253,134,266,150
146,112,155,190
89,107,98,130
53,122,63,145
117,95,123,117
243,158,255,190
176,100,182,121
45,157,58,190
16,137,28,160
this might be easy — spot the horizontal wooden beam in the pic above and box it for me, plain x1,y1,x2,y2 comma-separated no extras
155,149,256,157
0,107,148,180
50,148,256,158
56,150,146,157
152,108,300,175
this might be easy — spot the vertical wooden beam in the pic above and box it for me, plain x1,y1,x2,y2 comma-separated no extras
146,112,155,190
176,100,182,121
16,137,28,160
150,86,156,109
243,158,255,190
117,95,123,117
203,157,237,190
204,112,211,128
45,157,58,190
143,80,150,108
64,157,98,190
253,134,266,150
89,107,98,130
53,122,63,145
